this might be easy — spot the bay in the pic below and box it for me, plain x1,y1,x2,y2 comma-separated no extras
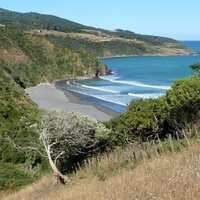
58,41,200,113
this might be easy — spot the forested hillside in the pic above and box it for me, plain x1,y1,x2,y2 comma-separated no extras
0,8,194,58
0,8,88,32
0,27,107,87
0,66,43,190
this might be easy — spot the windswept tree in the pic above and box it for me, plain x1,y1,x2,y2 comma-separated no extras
12,111,110,184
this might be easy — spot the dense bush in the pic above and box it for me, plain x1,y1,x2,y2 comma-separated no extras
105,97,168,142
46,34,157,58
0,162,33,191
165,75,200,129
190,63,200,75
0,67,44,166
0,68,46,190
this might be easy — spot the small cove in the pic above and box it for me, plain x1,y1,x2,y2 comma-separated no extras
57,41,200,112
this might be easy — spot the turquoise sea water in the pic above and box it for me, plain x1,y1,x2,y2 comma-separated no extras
58,41,200,112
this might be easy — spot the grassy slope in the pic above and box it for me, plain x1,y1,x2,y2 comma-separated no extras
2,137,200,200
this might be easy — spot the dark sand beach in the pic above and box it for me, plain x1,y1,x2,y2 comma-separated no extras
25,83,118,121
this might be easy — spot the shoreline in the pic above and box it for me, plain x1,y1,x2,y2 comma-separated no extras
25,83,119,122
100,52,196,60
55,83,119,117
55,79,127,113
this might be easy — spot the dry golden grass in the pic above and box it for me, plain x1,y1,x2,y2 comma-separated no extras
2,139,200,200
0,47,29,64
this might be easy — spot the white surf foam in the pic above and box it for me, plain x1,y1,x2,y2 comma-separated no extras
100,76,170,90
128,92,164,99
80,84,119,93
66,89,127,106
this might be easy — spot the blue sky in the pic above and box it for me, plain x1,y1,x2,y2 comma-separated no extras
0,0,199,40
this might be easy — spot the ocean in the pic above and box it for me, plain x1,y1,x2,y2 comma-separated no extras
57,41,200,113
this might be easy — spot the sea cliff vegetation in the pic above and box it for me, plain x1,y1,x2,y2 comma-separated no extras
0,7,200,199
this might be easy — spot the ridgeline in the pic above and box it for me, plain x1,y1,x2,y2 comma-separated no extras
0,8,194,58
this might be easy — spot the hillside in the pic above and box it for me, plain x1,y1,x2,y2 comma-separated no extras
0,66,43,190
43,29,193,57
0,25,108,190
0,8,194,58
0,7,199,195
0,26,107,87
2,139,200,200
0,8,88,32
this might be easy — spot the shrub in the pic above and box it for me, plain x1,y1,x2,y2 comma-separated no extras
106,97,168,142
0,162,33,191
165,75,200,129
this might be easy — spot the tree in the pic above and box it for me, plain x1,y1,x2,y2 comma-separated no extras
12,111,110,184
190,63,200,75
165,75,200,132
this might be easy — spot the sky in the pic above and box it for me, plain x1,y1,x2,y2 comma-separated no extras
0,0,199,40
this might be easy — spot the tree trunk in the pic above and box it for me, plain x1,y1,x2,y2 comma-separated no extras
47,147,71,184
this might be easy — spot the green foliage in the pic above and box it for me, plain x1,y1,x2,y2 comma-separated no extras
0,67,38,130
0,27,107,87
45,33,190,58
190,62,200,75
0,67,46,185
106,97,168,143
0,8,192,59
165,75,200,127
106,70,200,144
46,34,156,57
0,162,33,191
0,8,87,32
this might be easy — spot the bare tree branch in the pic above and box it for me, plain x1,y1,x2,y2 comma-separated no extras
54,151,65,165
9,139,48,158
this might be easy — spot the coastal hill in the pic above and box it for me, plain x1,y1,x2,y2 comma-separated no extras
0,7,199,195
0,12,107,191
0,8,194,58
0,26,107,87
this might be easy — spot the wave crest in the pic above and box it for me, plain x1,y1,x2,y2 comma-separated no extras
128,92,164,99
100,76,170,90
81,84,119,93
